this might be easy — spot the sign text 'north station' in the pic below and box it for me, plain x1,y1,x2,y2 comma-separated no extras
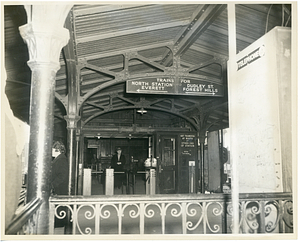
126,77,223,97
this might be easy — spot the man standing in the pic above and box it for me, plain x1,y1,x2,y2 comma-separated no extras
111,147,126,189
51,140,69,195
51,140,69,230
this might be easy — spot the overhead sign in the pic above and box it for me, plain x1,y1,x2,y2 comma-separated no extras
126,76,223,97
128,77,176,94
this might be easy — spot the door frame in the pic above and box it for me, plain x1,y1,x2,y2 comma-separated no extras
155,131,199,194
155,132,178,194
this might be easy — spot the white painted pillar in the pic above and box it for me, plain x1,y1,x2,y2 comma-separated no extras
149,169,156,195
145,169,156,195
83,168,91,196
19,4,72,234
189,161,196,193
105,169,114,195
227,3,239,234
145,170,150,194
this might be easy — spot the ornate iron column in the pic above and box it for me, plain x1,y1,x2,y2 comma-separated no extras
19,5,72,234
74,131,80,195
77,132,85,194
199,132,206,194
64,115,80,195
63,10,81,196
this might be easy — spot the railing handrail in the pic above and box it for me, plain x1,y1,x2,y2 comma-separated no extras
5,197,43,235
91,171,146,174
49,192,293,203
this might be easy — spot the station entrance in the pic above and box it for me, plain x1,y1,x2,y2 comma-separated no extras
83,131,198,195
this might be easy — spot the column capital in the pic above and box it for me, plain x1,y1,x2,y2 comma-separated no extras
198,131,206,143
19,23,70,70
64,115,81,129
19,5,73,71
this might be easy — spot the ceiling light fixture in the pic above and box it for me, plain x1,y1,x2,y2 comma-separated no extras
137,107,147,115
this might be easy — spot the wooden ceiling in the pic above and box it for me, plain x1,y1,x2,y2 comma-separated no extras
4,4,292,138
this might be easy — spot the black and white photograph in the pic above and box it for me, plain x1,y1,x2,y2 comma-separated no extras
1,1,297,240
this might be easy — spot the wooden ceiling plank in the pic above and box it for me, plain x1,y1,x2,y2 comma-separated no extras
189,45,227,59
74,5,152,16
76,20,189,43
187,57,223,72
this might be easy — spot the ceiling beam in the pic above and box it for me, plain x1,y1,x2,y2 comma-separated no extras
134,53,167,71
174,5,226,56
57,55,162,81
82,126,191,138
203,99,228,113
116,96,136,105
84,116,173,124
78,41,174,61
148,98,171,107
82,106,198,130
187,57,223,73
63,9,81,115
83,62,117,78
161,4,226,65
86,101,106,110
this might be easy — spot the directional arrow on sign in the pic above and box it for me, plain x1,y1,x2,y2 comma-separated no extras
137,89,168,93
185,92,216,95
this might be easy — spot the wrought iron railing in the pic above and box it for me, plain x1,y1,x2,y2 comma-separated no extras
48,193,293,235
5,197,43,235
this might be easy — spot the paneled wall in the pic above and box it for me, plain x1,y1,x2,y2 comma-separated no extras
86,138,148,170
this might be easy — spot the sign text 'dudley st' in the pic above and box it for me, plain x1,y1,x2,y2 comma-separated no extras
179,78,223,96
126,77,223,96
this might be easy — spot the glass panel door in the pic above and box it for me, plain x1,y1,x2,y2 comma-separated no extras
159,136,176,193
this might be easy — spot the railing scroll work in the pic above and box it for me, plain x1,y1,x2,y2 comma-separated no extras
49,193,292,235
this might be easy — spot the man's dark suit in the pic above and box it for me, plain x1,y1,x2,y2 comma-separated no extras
51,153,69,195
51,153,69,228
111,153,126,188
